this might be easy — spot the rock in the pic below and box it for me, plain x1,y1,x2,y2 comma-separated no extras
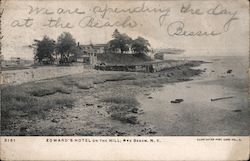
148,130,157,134
125,115,139,124
86,103,94,106
115,130,126,136
211,70,215,72
19,127,30,135
61,116,66,119
137,109,144,114
148,96,153,99
51,119,59,123
227,70,232,74
131,108,138,113
97,105,102,108
171,99,184,103
232,109,241,112
61,106,67,109
111,113,139,124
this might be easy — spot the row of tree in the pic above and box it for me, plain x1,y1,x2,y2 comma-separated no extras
33,30,151,64
33,32,78,64
109,29,151,55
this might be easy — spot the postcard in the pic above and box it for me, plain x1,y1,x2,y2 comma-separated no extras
0,0,249,160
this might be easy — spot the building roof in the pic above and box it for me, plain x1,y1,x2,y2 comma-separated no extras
93,44,108,47
80,43,107,48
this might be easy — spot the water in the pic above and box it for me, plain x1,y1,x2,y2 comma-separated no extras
137,56,249,136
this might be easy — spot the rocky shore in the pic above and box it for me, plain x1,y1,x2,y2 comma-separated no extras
1,60,204,136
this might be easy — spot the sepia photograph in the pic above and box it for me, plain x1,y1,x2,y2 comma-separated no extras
0,0,249,138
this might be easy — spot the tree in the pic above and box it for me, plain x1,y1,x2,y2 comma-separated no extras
109,29,132,54
33,36,55,64
56,32,77,63
131,36,151,55
112,29,120,38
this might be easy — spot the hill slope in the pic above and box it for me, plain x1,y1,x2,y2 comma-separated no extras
97,53,152,65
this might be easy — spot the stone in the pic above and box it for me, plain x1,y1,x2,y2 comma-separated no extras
227,70,232,74
171,99,184,103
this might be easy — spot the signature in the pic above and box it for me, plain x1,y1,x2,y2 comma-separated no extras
166,21,222,36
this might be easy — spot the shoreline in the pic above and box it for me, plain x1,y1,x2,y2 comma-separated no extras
137,57,249,136
1,60,205,135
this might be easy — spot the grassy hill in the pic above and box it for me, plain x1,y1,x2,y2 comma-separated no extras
97,53,152,65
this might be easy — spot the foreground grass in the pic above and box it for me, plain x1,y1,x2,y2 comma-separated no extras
1,80,75,130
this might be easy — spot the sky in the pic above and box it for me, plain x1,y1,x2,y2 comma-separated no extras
1,0,249,59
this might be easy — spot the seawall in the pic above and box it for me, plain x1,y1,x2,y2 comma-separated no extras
1,65,87,85
95,60,189,73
